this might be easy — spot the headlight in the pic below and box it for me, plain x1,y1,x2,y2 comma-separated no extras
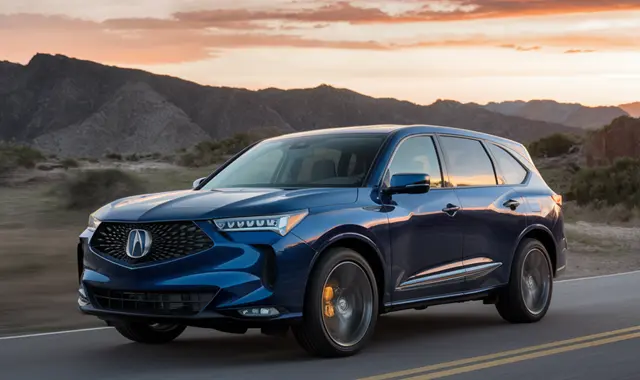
213,210,308,236
88,213,102,231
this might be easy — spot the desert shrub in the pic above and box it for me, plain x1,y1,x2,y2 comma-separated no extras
528,133,578,158
0,143,45,179
125,153,140,162
60,158,80,169
104,152,122,160
54,169,146,209
176,133,255,167
568,157,640,207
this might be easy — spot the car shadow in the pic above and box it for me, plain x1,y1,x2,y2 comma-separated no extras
80,308,506,369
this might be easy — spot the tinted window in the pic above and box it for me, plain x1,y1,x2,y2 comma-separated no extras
439,136,496,187
201,134,385,189
387,136,443,188
487,143,528,184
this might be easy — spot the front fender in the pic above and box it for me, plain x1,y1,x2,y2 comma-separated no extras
291,204,391,301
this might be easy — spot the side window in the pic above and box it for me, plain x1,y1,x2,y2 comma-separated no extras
387,136,443,188
487,143,528,185
439,136,497,187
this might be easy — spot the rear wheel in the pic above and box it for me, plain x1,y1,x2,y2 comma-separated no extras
114,322,186,344
293,247,379,357
496,238,553,323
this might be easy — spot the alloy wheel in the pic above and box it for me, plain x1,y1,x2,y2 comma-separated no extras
320,261,374,347
520,248,551,315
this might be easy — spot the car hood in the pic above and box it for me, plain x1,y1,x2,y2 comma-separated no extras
93,187,358,222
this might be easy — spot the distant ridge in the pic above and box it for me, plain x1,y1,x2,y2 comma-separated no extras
620,102,640,117
481,99,629,130
0,54,583,157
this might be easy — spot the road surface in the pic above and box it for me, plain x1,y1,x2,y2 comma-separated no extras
2,272,640,380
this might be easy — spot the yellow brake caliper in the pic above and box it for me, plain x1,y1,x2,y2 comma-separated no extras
323,286,335,317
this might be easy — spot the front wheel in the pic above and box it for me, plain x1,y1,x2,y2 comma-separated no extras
293,247,379,357
114,322,186,344
496,238,553,323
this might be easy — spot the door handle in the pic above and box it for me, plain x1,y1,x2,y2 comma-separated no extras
503,199,520,210
442,203,460,216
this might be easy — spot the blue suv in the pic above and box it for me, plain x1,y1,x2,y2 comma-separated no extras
78,124,567,357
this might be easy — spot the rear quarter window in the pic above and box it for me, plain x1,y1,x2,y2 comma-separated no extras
487,143,528,185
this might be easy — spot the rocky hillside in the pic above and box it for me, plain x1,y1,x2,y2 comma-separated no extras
1,54,583,157
620,102,640,117
483,100,628,129
585,116,640,167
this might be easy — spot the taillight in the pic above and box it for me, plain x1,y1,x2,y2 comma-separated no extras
552,194,563,206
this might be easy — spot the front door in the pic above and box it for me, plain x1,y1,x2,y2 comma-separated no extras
382,135,465,306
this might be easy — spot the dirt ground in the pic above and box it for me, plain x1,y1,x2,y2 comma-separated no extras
0,166,638,335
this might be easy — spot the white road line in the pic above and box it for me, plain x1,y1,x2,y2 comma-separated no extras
1,270,639,342
0,327,112,341
556,269,640,283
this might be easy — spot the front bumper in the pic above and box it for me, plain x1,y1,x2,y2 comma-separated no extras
78,221,315,324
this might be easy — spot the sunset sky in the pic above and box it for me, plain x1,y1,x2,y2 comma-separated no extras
1,0,639,106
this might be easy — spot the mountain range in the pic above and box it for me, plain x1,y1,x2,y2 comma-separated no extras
0,54,633,158
481,100,630,129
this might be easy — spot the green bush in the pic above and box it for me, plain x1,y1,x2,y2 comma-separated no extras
568,158,640,207
528,133,578,158
53,169,146,209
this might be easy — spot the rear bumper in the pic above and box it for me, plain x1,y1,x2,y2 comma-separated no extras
77,223,315,325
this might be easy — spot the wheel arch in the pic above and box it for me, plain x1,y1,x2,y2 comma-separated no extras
307,232,387,309
514,224,558,275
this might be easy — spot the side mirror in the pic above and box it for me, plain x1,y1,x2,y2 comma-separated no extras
386,173,430,195
192,177,206,189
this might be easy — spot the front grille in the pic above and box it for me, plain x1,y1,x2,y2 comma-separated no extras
89,287,218,316
89,221,213,266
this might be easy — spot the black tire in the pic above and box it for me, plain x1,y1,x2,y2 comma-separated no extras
292,247,379,358
496,238,553,323
114,322,186,344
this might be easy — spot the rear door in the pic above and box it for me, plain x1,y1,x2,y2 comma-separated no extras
436,135,528,291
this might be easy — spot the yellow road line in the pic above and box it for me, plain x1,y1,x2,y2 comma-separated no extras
359,325,640,380
405,331,640,380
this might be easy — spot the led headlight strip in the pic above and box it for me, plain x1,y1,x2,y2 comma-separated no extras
213,210,308,236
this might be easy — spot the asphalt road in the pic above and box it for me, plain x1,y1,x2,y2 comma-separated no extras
2,272,640,380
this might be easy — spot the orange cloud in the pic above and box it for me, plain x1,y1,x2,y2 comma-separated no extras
0,10,637,66
565,49,597,54
0,14,390,65
138,1,640,25
499,44,542,52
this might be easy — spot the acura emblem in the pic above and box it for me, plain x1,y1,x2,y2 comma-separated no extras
126,229,152,258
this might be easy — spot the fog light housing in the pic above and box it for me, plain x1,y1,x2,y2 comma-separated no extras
238,307,280,317
78,287,90,307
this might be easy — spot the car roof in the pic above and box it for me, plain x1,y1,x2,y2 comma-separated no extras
268,124,525,149
265,124,533,164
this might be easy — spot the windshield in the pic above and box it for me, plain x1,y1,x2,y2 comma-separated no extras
201,134,386,189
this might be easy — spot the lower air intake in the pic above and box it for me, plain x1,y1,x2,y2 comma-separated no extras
89,287,218,316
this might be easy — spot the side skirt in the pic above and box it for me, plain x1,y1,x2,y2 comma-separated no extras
383,285,503,313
